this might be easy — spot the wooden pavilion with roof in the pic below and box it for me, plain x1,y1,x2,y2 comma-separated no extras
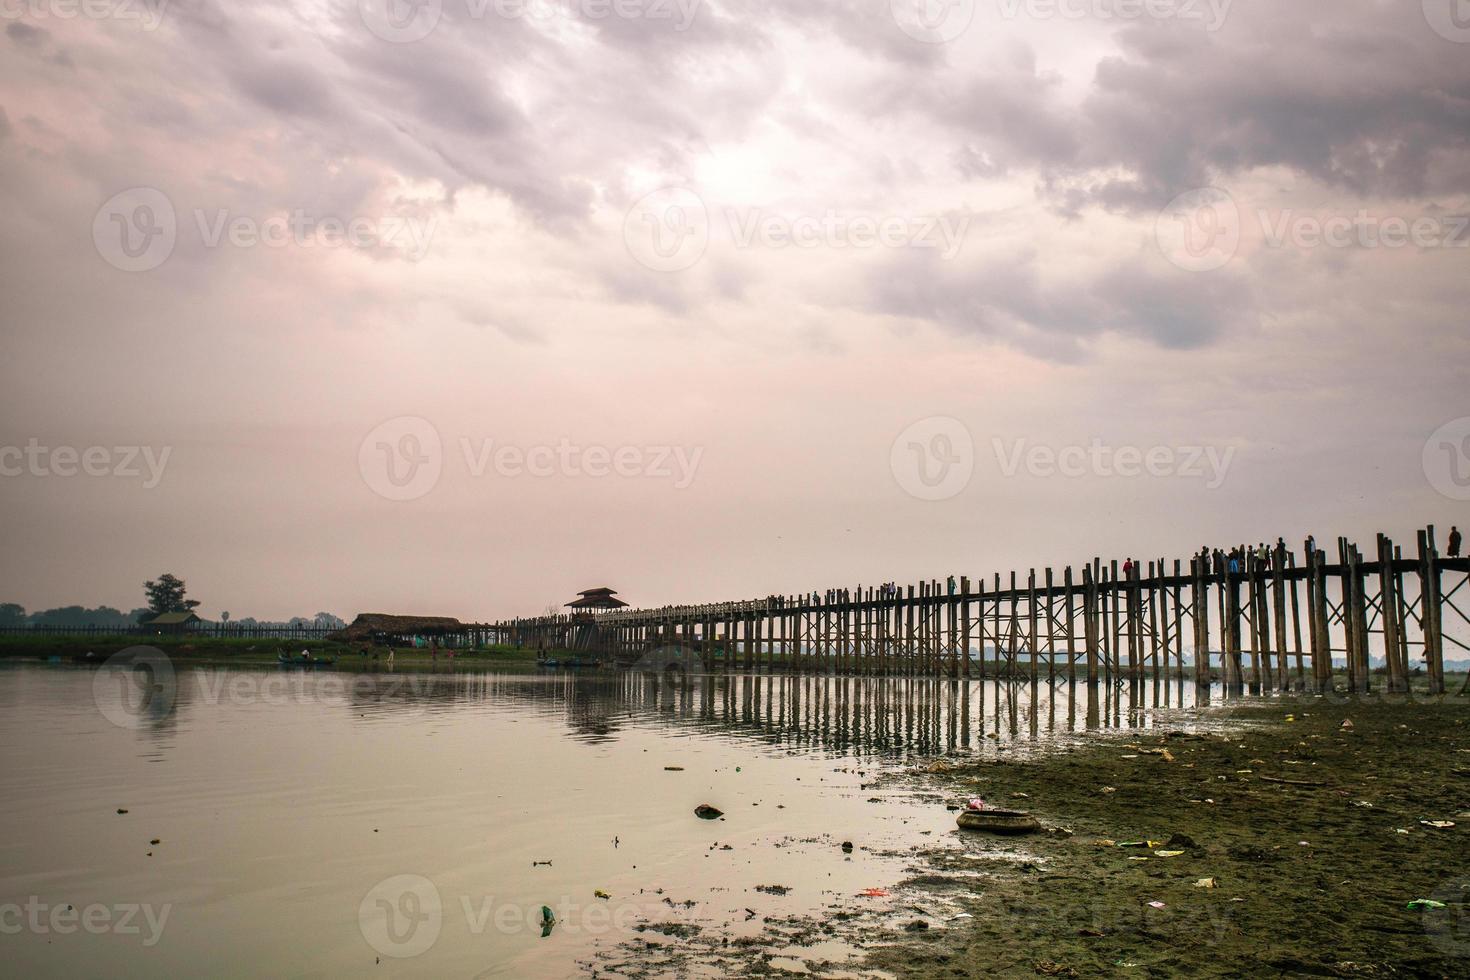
565,588,629,615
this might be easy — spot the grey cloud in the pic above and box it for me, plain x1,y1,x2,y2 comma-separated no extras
867,248,1252,358
901,3,1470,210
6,22,47,47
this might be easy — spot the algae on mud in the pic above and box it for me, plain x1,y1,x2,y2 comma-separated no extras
872,695,1470,978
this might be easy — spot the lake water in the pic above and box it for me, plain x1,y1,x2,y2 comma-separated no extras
0,662,1215,977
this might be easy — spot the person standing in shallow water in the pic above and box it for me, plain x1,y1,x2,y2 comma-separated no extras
1450,526,1462,558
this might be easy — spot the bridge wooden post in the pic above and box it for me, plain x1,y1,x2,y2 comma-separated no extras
921,581,932,675
1337,538,1358,692
1224,560,1244,695
1394,545,1412,687
1028,569,1039,685
960,577,971,679
976,578,988,679
1317,549,1340,693
1353,545,1372,693
1107,561,1120,682
848,593,856,675
1191,556,1209,688
1172,559,1185,681
742,612,752,673
1247,557,1265,693
1147,561,1160,685
993,573,1003,679
1124,561,1139,686
1418,527,1445,694
1378,534,1405,693
1044,567,1056,686
1288,553,1305,689
1070,570,1081,687
1008,571,1021,681
1271,546,1289,690
1083,563,1099,685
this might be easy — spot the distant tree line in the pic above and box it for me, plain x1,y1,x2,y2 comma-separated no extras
0,603,347,631
2,570,345,630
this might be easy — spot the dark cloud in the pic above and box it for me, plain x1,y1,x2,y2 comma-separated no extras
908,3,1470,211
5,22,47,47
867,248,1252,358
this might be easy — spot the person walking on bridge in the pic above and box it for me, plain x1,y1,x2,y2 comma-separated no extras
1450,526,1462,558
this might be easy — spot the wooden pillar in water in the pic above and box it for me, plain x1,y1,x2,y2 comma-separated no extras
1224,560,1244,694
1337,538,1358,692
1288,553,1305,689
1378,534,1405,693
1246,558,1265,693
1171,560,1185,681
1124,562,1139,686
1191,557,1209,687
1271,545,1289,690
960,577,971,679
976,578,987,680
1147,561,1161,684
993,573,1003,679
1083,564,1099,685
1044,567,1056,686
1310,548,1332,692
1028,569,1039,685
1418,528,1445,694
1064,567,1077,685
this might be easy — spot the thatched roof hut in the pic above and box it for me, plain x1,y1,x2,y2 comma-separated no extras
329,613,467,643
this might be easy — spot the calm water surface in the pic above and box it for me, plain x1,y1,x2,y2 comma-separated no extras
0,664,1215,977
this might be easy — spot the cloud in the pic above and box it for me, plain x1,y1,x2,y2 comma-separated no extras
5,22,48,47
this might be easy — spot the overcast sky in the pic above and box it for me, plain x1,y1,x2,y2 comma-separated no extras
1,0,1467,621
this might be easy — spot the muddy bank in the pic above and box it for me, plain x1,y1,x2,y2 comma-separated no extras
591,693,1468,978
873,695,1470,978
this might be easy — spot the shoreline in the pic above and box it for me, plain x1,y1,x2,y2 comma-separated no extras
591,688,1469,978
865,693,1470,978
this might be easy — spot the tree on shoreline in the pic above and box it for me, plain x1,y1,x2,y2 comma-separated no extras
144,574,200,617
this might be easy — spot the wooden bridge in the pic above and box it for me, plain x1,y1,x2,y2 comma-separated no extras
494,526,1469,696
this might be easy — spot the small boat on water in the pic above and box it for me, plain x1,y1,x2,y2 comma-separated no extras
956,807,1041,835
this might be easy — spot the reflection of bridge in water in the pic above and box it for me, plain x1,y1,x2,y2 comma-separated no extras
494,527,1470,699
334,671,1218,760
